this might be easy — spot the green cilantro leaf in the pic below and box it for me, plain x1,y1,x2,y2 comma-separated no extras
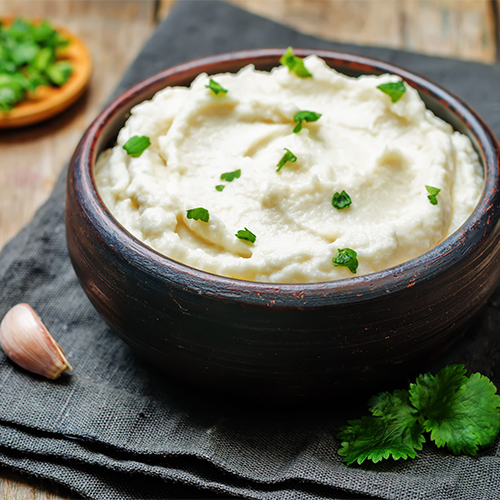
332,248,358,274
0,18,74,110
412,368,500,455
409,364,467,417
276,148,297,172
215,185,225,192
332,190,352,210
220,169,241,182
186,207,210,223
338,365,500,466
205,79,228,95
46,60,72,86
425,185,441,205
0,86,18,111
293,110,322,133
122,136,151,158
279,46,312,78
235,227,256,243
377,81,406,103
32,46,55,72
338,390,425,465
10,41,40,66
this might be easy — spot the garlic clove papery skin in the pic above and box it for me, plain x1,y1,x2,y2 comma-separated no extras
0,303,72,379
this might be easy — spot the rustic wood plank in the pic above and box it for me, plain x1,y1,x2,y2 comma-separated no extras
218,0,497,63
402,0,496,62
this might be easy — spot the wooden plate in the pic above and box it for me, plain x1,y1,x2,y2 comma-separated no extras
0,21,92,128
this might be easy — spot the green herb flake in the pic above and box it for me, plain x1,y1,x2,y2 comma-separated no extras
332,190,352,210
235,227,256,243
0,18,74,111
425,185,441,205
220,169,241,182
293,110,322,133
122,135,151,158
215,184,225,192
46,60,72,86
337,364,500,465
186,207,210,223
276,148,297,172
332,248,358,274
376,81,406,103
279,46,312,78
205,79,228,95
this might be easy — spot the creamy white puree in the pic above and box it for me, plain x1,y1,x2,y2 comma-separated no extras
95,55,483,283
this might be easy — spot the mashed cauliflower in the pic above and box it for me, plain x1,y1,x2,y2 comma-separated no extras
95,55,483,283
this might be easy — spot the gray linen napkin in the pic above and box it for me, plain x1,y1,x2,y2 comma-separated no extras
1,1,500,499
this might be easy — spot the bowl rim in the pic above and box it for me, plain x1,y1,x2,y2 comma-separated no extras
70,48,500,302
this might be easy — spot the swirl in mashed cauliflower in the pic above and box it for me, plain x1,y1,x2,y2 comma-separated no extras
95,55,483,283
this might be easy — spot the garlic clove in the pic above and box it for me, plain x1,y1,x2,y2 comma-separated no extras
0,303,72,379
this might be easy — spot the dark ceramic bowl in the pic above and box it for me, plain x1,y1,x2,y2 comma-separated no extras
66,49,500,401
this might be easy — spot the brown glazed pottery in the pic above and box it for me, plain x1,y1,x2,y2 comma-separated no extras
66,49,500,402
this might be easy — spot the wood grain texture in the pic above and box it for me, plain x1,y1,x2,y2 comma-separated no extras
222,0,498,63
0,0,499,498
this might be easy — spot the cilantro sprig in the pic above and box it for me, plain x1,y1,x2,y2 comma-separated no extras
377,81,406,103
122,135,151,158
293,110,322,133
206,79,228,95
425,185,441,205
280,46,312,78
276,148,297,172
337,365,500,465
0,18,73,111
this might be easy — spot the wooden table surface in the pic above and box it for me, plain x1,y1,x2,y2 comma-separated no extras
0,0,499,498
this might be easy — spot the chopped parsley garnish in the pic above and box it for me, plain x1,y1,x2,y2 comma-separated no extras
122,135,151,158
276,148,297,172
425,185,441,205
279,46,312,78
220,169,241,182
293,110,322,133
215,184,225,192
0,18,73,111
332,248,358,274
235,227,256,243
205,79,228,95
332,190,352,210
186,207,210,222
337,365,500,465
376,81,406,103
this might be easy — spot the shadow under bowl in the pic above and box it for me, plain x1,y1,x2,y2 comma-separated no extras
66,49,500,402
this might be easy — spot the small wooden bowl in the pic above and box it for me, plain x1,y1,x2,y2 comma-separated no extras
0,20,92,128
66,49,500,401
